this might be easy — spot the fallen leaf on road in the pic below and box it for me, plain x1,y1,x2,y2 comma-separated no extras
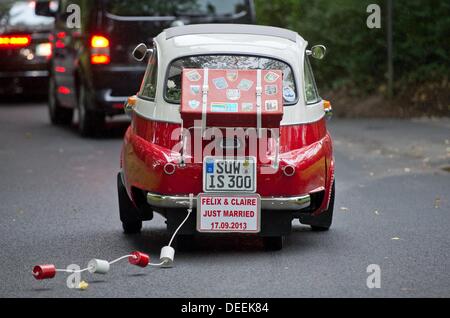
78,281,89,290
434,196,441,209
401,287,410,291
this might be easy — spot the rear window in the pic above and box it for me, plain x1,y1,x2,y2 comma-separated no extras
0,1,54,29
106,0,249,16
164,55,298,105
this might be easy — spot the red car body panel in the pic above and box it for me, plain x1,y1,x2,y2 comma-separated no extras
121,115,334,215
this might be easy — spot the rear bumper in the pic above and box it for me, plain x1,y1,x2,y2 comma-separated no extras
0,70,48,94
0,70,49,78
147,192,311,211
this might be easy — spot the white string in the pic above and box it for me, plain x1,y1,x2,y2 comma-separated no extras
109,254,134,265
168,194,194,247
168,208,192,247
54,267,90,273
148,261,165,267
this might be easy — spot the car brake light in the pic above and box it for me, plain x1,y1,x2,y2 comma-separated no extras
58,86,71,95
91,54,110,64
55,66,66,73
91,35,109,48
0,35,31,48
90,35,110,64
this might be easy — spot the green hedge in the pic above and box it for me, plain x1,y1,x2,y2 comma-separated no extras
255,0,450,97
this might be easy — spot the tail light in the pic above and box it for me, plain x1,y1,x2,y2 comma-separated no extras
90,35,110,64
0,35,31,48
58,86,71,95
36,42,52,57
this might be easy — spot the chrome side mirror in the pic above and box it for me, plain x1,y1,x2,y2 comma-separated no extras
132,43,153,62
306,45,326,60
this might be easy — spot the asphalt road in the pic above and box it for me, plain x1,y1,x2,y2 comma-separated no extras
0,100,449,298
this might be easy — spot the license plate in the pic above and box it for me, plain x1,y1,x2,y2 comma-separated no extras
203,156,256,192
197,193,261,233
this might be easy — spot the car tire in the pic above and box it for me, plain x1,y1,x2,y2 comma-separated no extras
310,181,335,232
263,236,284,251
48,76,73,125
77,83,105,137
176,234,196,252
117,173,142,234
122,221,142,234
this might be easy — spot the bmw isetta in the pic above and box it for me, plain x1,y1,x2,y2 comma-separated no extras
118,24,334,250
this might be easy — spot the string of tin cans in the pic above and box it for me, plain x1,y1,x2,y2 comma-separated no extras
32,195,194,286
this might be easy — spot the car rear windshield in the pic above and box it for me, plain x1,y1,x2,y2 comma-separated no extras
164,55,298,105
0,1,54,29
106,0,249,16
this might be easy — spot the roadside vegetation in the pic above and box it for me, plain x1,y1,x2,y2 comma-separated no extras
255,0,450,117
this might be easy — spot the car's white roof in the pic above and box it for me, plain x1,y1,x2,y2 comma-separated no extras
164,24,300,43
154,24,307,66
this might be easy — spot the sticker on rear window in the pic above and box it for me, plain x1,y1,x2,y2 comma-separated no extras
283,86,296,102
242,102,254,111
226,70,238,82
264,71,279,83
213,77,228,90
238,79,253,91
265,100,278,111
187,70,201,82
265,85,278,95
210,102,238,113
226,89,241,101
189,100,200,109
190,85,200,95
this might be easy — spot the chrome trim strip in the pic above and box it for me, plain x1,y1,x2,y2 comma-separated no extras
0,70,48,78
147,192,310,211
104,89,128,103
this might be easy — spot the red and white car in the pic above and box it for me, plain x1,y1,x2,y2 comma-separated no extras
118,24,334,250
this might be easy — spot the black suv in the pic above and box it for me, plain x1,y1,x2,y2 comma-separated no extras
35,0,256,136
0,1,54,96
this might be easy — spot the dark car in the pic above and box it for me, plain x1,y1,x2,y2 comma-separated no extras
0,0,54,95
35,0,256,136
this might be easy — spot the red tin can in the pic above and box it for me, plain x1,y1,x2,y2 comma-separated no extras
32,264,56,280
128,251,150,268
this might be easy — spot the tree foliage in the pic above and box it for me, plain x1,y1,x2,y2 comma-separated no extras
255,0,450,98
